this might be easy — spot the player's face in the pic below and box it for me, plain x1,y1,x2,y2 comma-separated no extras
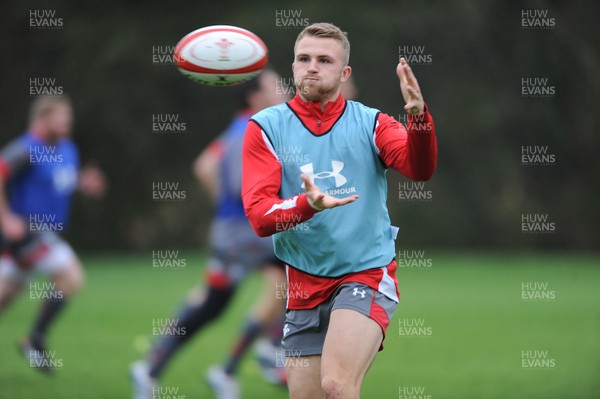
45,103,73,140
293,36,351,103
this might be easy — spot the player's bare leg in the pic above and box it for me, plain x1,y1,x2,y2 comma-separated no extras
26,258,84,351
147,282,235,377
249,265,287,384
53,258,85,296
320,309,382,399
285,355,323,399
208,265,286,396
221,265,285,374
14,256,85,374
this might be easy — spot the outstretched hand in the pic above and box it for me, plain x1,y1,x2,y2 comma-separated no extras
78,165,107,198
396,57,424,115
301,174,358,211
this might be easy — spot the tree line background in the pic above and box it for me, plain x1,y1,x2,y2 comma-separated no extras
1,0,598,252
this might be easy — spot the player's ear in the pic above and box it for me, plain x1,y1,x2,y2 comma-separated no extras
340,65,352,83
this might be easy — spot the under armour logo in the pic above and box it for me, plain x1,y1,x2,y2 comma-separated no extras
300,161,347,188
352,288,366,298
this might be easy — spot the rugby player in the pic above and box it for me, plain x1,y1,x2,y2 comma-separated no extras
131,69,289,399
0,95,106,373
241,23,438,398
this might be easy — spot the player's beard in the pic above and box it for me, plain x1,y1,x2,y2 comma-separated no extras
295,76,338,103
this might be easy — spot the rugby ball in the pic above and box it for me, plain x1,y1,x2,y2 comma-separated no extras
174,25,268,86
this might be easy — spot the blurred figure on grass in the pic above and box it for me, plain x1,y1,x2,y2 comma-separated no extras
0,95,106,373
131,69,290,399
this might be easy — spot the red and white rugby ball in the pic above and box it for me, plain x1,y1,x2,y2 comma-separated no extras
174,25,268,86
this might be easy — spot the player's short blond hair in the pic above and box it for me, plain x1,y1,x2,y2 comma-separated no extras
29,95,71,123
294,22,350,66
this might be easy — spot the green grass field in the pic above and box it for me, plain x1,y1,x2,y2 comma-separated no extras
0,252,598,399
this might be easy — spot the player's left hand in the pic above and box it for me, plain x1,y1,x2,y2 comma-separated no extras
396,57,424,115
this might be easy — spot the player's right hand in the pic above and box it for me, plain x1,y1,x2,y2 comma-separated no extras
78,165,108,198
397,57,424,115
1,213,27,241
301,174,359,211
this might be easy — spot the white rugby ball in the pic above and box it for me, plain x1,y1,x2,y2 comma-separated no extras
174,25,269,86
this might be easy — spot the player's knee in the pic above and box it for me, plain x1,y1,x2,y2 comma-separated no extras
70,268,85,293
203,286,235,320
69,265,85,293
55,263,85,296
321,374,358,399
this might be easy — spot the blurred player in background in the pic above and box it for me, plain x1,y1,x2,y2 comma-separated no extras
0,95,106,373
131,69,289,399
242,23,437,398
